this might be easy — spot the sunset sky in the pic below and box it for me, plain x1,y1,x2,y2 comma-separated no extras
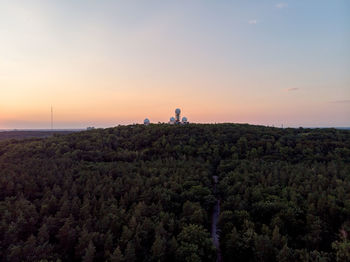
0,0,349,129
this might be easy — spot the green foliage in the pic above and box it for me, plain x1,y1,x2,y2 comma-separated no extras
332,237,350,262
176,224,216,262
0,124,349,261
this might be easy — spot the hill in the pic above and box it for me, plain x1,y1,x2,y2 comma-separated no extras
0,124,349,262
0,130,80,141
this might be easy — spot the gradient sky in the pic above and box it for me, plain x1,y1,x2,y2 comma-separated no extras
1,0,349,128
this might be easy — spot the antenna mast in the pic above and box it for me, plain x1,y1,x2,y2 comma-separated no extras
51,105,53,130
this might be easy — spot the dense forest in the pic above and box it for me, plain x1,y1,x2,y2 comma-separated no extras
0,130,78,141
0,124,349,262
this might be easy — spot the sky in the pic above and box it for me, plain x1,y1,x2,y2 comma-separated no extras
0,0,349,129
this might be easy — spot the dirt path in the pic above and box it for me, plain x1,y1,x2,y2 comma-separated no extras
211,176,222,262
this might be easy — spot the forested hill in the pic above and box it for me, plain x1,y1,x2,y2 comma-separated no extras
0,124,349,262
0,130,79,141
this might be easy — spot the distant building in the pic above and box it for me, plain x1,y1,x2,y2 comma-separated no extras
87,127,95,130
175,108,181,123
143,108,189,125
169,108,189,124
169,117,176,124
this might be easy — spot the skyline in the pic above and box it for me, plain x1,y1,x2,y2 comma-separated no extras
1,0,349,128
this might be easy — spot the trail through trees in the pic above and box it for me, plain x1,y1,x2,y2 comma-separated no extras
211,175,222,262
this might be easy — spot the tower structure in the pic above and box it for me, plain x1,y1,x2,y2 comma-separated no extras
51,106,53,130
175,108,181,123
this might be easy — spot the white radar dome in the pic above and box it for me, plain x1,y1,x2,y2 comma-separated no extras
144,118,150,125
182,117,188,122
175,108,181,115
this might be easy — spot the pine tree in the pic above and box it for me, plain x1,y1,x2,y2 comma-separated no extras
82,240,95,262
124,241,136,262
110,246,124,262
38,224,50,244
151,234,166,260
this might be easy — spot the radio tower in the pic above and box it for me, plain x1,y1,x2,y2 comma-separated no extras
51,105,53,130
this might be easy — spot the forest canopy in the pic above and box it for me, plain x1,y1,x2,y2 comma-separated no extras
0,124,349,262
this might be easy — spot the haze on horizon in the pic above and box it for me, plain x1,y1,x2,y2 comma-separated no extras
0,0,349,129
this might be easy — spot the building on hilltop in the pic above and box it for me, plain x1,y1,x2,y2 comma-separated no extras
143,108,189,125
170,108,189,124
169,117,176,124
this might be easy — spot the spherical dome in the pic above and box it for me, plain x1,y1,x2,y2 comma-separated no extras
170,117,175,122
182,117,188,122
144,118,150,125
175,108,181,115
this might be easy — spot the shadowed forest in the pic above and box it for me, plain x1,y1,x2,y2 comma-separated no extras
0,131,77,141
0,124,349,262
